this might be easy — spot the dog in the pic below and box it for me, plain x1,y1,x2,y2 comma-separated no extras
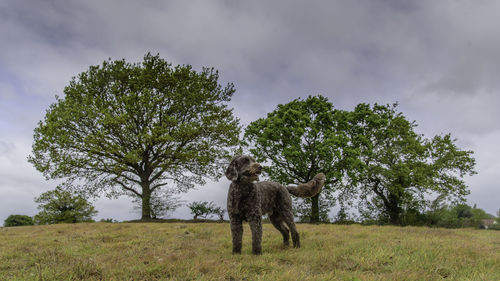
225,155,325,254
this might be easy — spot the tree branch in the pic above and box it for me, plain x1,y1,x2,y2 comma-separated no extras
113,179,142,198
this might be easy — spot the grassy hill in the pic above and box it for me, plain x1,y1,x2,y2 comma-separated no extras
1,222,498,280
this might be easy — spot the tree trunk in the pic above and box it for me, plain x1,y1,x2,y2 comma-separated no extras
372,182,402,225
387,207,401,225
310,194,320,223
386,194,402,225
141,184,152,220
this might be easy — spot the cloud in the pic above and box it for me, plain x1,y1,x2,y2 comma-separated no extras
0,138,51,221
1,0,500,221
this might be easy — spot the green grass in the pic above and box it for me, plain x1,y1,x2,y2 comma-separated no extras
1,222,499,280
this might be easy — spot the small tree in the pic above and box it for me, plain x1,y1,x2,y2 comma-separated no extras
213,206,226,221
34,188,97,224
497,209,500,224
187,201,217,220
4,215,34,227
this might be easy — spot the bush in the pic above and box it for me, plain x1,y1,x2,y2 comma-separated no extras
4,215,34,227
487,223,500,231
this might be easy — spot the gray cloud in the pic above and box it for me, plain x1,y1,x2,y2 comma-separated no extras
1,0,500,222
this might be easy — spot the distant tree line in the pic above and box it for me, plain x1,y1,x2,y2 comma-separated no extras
347,202,499,229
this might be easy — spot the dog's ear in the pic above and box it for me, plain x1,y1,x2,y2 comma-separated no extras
225,157,239,182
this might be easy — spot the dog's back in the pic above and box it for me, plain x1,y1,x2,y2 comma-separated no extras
256,181,293,216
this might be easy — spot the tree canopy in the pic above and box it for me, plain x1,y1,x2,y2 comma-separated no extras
3,215,34,227
344,103,476,224
245,97,476,225
29,53,240,220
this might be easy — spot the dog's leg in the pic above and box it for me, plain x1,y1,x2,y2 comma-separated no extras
283,212,300,248
249,218,262,255
270,215,289,246
230,219,243,254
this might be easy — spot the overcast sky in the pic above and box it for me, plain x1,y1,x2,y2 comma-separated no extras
1,0,499,223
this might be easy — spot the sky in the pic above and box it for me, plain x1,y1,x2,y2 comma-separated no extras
1,0,499,223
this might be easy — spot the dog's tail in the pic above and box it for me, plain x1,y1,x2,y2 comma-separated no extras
286,173,326,198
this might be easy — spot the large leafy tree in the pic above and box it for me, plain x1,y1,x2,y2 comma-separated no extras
245,95,354,222
29,53,240,220
345,103,476,224
34,188,97,224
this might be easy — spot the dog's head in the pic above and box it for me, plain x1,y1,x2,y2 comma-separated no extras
225,155,262,183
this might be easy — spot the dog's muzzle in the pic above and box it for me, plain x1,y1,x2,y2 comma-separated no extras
244,163,262,177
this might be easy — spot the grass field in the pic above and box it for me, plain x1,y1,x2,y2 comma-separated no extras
0,222,499,281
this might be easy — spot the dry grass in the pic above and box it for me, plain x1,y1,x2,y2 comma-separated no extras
0,222,499,280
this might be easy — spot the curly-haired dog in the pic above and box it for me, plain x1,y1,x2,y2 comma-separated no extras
226,155,325,255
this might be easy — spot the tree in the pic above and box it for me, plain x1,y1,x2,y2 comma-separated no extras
456,204,473,218
187,201,217,220
4,215,34,227
344,103,476,225
213,206,226,221
497,209,500,224
29,53,240,220
245,95,354,222
34,188,97,224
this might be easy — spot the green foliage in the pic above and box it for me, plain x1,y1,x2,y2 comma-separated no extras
34,188,97,224
3,214,34,227
212,206,226,221
245,95,353,222
344,103,476,225
497,209,500,224
29,53,240,220
470,206,494,220
417,203,494,228
187,201,223,220
245,97,475,225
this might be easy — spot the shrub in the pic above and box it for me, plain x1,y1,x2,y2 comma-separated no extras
487,223,500,231
4,215,34,227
